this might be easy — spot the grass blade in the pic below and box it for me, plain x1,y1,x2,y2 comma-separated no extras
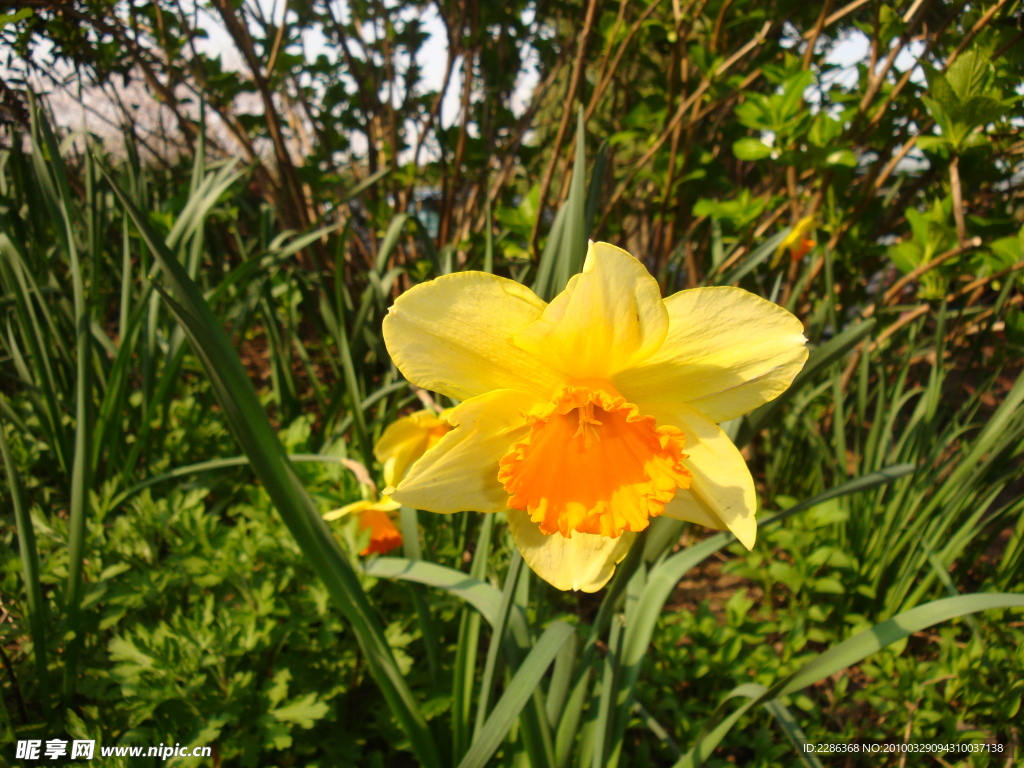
458,621,575,768
556,107,588,292
399,506,441,688
715,229,790,285
531,204,568,301
762,698,825,768
545,625,577,729
0,241,68,471
109,453,372,509
452,513,495,758
474,551,524,736
363,556,504,626
591,614,625,768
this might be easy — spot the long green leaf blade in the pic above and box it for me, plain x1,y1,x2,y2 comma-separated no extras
458,621,575,768
361,556,503,628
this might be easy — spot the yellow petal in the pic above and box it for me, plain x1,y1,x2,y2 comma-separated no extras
661,490,729,530
383,272,564,401
642,402,757,549
390,389,540,514
323,499,372,521
514,242,668,380
507,509,635,592
614,287,807,424
323,496,400,522
375,408,453,487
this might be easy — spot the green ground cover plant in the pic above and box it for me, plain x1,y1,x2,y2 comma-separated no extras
2,0,1023,765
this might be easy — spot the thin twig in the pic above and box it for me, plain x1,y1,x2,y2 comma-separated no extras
878,238,981,309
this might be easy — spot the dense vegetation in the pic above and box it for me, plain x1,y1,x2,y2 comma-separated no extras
1,0,1023,765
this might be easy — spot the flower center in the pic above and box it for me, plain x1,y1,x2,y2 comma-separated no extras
498,386,691,538
789,237,816,260
360,508,403,555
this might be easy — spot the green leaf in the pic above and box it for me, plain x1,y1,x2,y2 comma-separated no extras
734,99,768,131
342,165,390,202
888,240,924,273
453,514,496,758
945,50,994,102
922,66,957,115
271,694,330,728
777,69,815,125
364,557,503,627
916,135,952,154
29,99,94,703
769,561,803,592
532,203,568,301
762,698,825,768
807,114,842,148
732,138,773,161
716,229,790,283
824,149,857,167
0,8,32,29
109,453,375,510
919,95,952,140
475,553,524,735
812,578,845,595
590,614,626,768
376,213,413,273
558,106,589,291
957,95,1008,134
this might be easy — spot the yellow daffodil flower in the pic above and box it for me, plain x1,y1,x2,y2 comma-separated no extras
771,216,817,268
324,497,403,555
375,407,454,489
383,242,808,591
324,408,453,556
